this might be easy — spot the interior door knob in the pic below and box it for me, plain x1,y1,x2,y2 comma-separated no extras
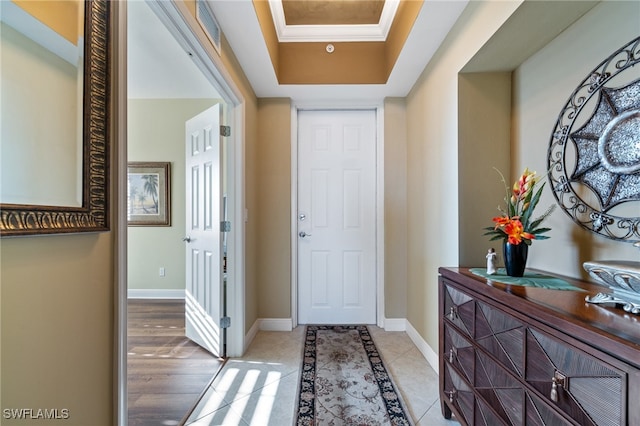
183,236,192,243
298,231,311,238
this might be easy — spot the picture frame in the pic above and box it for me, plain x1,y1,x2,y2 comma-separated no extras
127,162,171,226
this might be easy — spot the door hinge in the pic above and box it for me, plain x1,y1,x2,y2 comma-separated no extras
220,125,231,137
220,221,231,232
220,316,231,328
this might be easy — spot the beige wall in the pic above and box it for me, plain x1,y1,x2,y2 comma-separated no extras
256,98,292,318
458,72,512,266
405,0,522,348
384,98,409,318
513,0,640,277
244,88,260,332
1,234,114,424
128,99,219,291
224,37,260,333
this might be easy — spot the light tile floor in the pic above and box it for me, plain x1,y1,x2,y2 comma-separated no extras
185,326,460,425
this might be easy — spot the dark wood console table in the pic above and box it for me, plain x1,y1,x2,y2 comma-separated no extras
438,267,640,426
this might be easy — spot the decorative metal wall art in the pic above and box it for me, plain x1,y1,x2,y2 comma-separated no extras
547,37,640,243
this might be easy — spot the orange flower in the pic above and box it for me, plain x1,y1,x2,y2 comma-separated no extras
492,216,511,229
503,218,535,245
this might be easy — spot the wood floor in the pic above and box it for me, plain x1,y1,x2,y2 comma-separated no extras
128,299,225,426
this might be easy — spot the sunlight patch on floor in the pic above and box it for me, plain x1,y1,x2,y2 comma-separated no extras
187,361,283,425
249,371,281,426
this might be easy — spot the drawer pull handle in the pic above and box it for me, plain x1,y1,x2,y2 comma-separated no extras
447,390,456,403
550,378,559,402
449,306,459,320
550,371,567,403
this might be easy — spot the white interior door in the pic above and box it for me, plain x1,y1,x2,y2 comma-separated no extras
297,109,377,324
185,104,224,356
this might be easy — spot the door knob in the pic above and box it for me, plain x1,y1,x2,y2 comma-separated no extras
183,236,192,243
298,231,311,238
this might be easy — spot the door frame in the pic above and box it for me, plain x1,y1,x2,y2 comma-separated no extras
116,1,246,423
290,102,385,329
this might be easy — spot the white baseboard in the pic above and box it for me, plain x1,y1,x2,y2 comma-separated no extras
244,318,293,353
383,318,407,332
128,288,185,299
258,318,293,331
405,320,440,374
245,319,260,352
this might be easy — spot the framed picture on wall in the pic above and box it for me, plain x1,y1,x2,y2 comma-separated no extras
127,162,171,226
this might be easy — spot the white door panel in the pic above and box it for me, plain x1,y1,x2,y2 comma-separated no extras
185,104,223,356
298,109,377,324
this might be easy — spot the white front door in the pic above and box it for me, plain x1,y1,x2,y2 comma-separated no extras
185,104,224,356
297,109,377,324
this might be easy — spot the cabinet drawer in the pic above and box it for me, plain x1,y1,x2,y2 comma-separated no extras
443,322,475,384
443,283,475,338
476,300,526,377
526,328,625,426
443,361,476,425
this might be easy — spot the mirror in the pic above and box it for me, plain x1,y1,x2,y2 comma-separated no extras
0,0,109,236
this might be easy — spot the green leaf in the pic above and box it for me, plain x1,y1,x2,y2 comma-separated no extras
521,184,545,228
531,227,552,235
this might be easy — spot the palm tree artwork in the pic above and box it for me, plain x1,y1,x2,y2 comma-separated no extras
129,173,160,215
142,174,159,212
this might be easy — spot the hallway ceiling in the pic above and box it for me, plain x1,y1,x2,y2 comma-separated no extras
128,0,468,101
128,0,220,99
208,0,468,100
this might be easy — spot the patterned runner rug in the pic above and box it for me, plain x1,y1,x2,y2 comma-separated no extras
294,325,414,425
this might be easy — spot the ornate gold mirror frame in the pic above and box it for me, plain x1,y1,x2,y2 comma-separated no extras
0,0,110,237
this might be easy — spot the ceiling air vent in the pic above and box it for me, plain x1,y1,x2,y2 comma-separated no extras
196,0,221,55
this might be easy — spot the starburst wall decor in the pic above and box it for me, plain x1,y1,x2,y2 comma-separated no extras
547,37,640,243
